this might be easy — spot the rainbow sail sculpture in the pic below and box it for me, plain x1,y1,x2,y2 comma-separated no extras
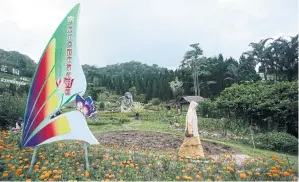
21,3,98,170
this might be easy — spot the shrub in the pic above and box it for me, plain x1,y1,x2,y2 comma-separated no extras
99,102,105,110
253,132,298,155
0,92,27,129
198,99,224,118
131,102,145,114
216,81,298,136
151,98,161,105
119,114,131,124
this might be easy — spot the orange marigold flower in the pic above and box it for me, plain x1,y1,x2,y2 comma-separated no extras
2,172,8,178
206,167,211,172
284,172,290,176
273,173,279,178
85,171,90,177
195,175,201,179
226,166,234,172
175,176,180,180
240,173,247,179
40,175,46,180
41,167,47,171
254,172,260,176
65,153,71,157
71,152,76,157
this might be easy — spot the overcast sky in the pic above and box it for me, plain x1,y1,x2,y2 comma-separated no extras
0,0,297,69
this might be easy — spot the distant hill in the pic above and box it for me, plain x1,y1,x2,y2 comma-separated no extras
0,49,36,78
0,49,177,101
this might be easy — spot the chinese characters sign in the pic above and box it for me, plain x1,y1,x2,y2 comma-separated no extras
64,16,75,96
0,65,30,85
0,78,27,86
1,65,20,75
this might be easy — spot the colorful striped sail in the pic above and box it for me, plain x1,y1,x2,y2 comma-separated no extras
22,4,98,147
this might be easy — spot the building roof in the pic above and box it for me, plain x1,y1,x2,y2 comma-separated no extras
179,96,204,103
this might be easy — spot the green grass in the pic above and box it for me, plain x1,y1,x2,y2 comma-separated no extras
90,120,179,135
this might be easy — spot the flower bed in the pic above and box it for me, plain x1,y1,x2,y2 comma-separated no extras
0,130,297,181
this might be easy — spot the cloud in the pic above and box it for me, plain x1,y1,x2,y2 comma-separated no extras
0,0,297,68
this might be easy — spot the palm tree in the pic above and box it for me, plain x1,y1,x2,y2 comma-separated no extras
272,35,298,81
245,38,272,81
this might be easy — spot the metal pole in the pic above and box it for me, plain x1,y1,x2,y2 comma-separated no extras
29,147,38,172
84,143,89,170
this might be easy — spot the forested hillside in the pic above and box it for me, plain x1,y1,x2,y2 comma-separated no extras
0,49,36,77
0,35,297,102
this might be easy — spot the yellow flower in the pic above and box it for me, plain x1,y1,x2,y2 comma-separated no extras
175,176,180,180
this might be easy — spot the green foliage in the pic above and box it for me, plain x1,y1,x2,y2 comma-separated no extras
150,98,161,105
198,118,252,136
216,81,298,136
88,113,131,126
0,49,36,77
135,94,146,103
99,102,105,110
253,132,298,155
169,77,184,102
247,35,298,81
131,102,145,114
0,92,27,129
198,99,224,118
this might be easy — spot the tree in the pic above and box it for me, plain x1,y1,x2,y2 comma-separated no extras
128,86,137,98
246,38,272,81
180,43,203,96
271,35,298,81
237,54,261,82
169,77,184,103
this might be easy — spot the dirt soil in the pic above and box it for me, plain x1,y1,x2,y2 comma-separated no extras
95,131,241,154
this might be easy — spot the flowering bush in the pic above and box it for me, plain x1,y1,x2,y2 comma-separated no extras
0,130,297,181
